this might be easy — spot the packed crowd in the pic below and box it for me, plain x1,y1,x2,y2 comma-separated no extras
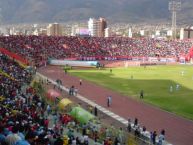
0,36,192,66
0,53,93,145
0,53,124,145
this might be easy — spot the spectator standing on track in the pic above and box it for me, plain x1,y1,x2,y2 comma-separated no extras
69,85,75,96
110,96,112,105
79,79,82,86
107,96,110,107
107,96,112,107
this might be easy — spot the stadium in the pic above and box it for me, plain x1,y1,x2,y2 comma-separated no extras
0,35,193,145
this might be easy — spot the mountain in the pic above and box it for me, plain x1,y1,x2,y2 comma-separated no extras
0,0,192,24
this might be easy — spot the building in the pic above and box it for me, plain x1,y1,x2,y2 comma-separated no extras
33,28,47,36
155,30,160,36
128,28,132,38
180,28,193,40
71,24,90,37
88,17,107,37
33,29,39,36
167,30,173,37
105,28,111,37
140,30,145,36
71,25,78,36
98,17,107,37
88,18,98,37
38,28,47,36
47,23,63,36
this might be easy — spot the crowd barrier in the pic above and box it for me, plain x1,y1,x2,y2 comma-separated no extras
63,56,180,63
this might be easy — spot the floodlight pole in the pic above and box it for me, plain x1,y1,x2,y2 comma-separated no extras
172,11,177,39
169,1,181,39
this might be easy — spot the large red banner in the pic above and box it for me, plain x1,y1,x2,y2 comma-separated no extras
0,48,28,65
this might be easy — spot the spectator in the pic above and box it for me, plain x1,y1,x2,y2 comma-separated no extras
79,79,82,86
107,96,112,107
94,106,98,116
127,118,132,132
152,131,157,144
134,118,138,127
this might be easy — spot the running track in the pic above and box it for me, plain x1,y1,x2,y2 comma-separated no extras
38,66,193,145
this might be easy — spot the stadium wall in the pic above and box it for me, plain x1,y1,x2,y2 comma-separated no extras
48,59,98,67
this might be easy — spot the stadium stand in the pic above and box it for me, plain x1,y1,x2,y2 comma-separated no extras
1,35,192,144
0,36,192,66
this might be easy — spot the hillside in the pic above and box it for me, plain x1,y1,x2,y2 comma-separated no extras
0,0,192,24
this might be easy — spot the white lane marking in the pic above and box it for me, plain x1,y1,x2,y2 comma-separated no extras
111,115,120,118
37,73,128,121
37,72,171,145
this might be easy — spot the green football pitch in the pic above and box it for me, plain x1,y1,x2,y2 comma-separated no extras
69,65,193,120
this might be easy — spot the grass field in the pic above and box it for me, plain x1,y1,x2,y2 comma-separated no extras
69,65,193,120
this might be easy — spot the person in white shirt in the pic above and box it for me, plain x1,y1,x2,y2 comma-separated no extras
176,84,180,91
169,86,173,93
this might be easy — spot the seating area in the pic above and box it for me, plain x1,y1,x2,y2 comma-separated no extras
0,53,91,145
0,36,192,66
0,53,125,145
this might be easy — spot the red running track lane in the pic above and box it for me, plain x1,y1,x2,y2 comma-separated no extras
38,66,193,145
